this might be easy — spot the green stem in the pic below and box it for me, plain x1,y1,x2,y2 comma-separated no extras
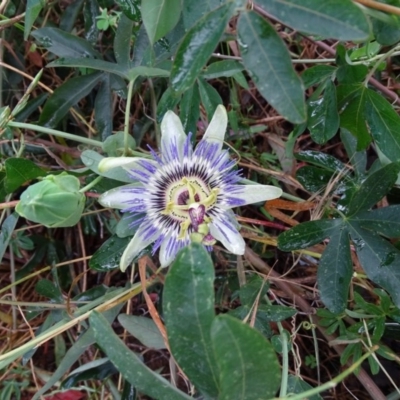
124,79,135,156
280,191,305,202
148,78,161,149
265,296,289,397
79,175,103,193
310,315,321,385
364,44,400,86
8,121,102,148
273,347,376,400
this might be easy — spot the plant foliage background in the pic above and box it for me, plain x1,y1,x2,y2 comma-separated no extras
1,0,400,398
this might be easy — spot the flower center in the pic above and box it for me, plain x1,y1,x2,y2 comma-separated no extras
161,177,219,241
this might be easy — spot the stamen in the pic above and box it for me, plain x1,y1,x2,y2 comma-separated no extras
202,188,219,208
178,220,191,239
161,201,175,215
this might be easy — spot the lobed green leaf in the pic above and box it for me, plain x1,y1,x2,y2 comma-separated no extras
238,10,306,123
163,243,219,397
278,219,340,251
90,311,191,400
317,224,352,313
170,3,235,93
258,0,370,41
211,314,281,400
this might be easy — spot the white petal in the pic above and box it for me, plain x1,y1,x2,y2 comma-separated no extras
98,157,136,172
99,157,158,175
202,104,227,151
161,111,187,162
159,232,185,268
98,184,147,209
209,215,245,255
231,185,282,207
120,220,161,272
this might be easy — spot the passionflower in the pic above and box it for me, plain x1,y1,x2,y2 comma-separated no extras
98,105,282,271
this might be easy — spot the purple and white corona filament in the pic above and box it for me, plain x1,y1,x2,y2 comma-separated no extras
98,105,282,271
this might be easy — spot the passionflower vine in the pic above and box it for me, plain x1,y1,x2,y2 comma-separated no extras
98,105,282,271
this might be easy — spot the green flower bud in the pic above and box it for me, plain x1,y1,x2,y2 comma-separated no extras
198,222,210,236
15,173,85,228
190,232,204,243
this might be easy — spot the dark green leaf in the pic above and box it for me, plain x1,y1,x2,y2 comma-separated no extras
131,25,151,67
127,66,170,81
202,60,244,80
238,275,269,305
15,93,48,122
198,78,223,120
31,27,100,58
349,222,400,309
238,11,306,123
73,285,109,302
258,0,370,40
336,64,368,84
346,162,400,216
39,72,103,127
340,129,367,175
271,330,292,353
0,213,19,262
103,131,136,157
336,83,363,106
60,0,84,32
89,235,132,271
157,87,181,121
318,224,352,313
62,359,117,388
4,158,46,193
121,381,137,400
47,58,129,79
211,314,281,400
118,315,166,349
354,206,400,238
83,0,99,44
114,13,134,69
353,292,382,315
170,3,234,93
0,172,6,202
372,10,400,45
32,304,124,400
287,375,323,400
35,279,63,301
308,81,339,144
295,151,345,172
90,311,191,400
296,166,334,192
32,330,95,399
278,219,339,251
163,243,219,397
95,74,113,140
301,65,336,89
365,89,400,162
182,0,222,29
180,84,200,135
116,0,141,21
229,306,273,337
257,304,297,322
142,0,182,44
24,0,45,40
232,71,250,90
339,85,370,150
